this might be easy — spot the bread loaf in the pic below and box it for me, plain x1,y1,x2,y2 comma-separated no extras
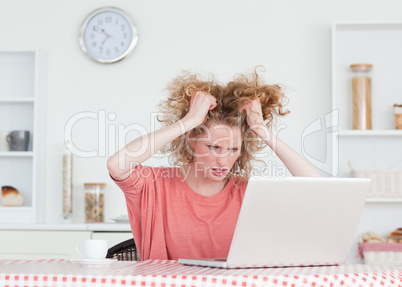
388,228,402,243
389,228,402,237
1,186,24,206
362,232,385,243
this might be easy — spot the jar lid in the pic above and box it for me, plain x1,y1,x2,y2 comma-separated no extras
350,64,373,72
394,104,402,114
84,183,106,187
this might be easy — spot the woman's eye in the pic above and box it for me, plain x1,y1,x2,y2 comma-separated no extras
208,145,218,150
230,148,239,152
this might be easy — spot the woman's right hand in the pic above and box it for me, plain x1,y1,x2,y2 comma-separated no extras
182,91,217,127
108,91,216,180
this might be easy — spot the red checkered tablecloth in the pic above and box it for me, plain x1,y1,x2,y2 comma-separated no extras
0,259,401,287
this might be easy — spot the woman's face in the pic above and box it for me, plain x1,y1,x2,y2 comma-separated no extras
189,123,243,182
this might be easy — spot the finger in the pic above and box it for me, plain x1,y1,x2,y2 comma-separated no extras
192,91,199,98
194,91,206,99
251,98,261,107
206,94,216,102
239,102,250,112
250,99,262,111
245,107,252,117
209,102,217,110
207,95,217,106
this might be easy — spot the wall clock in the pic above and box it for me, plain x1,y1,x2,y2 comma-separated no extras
79,7,138,64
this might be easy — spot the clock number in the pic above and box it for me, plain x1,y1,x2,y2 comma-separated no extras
98,47,103,54
92,26,99,31
122,32,127,39
98,19,103,25
105,17,112,23
114,47,120,54
121,41,125,47
92,41,97,47
90,33,95,39
106,49,111,56
120,24,125,31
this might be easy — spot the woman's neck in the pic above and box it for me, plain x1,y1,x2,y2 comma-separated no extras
180,164,228,196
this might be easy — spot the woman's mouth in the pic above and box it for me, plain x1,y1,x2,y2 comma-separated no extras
211,168,229,177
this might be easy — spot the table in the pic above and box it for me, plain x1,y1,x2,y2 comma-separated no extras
0,259,401,287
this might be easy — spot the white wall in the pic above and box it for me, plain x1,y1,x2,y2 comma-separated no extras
0,0,401,262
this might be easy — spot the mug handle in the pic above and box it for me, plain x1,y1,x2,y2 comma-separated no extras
75,242,85,258
6,134,12,145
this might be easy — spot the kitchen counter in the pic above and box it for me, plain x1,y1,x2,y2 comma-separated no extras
0,223,131,232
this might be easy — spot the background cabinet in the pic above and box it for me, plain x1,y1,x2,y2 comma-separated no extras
0,230,132,259
331,22,402,190
0,50,47,223
331,22,402,263
0,230,91,259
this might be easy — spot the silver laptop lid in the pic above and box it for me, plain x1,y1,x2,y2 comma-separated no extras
226,177,370,268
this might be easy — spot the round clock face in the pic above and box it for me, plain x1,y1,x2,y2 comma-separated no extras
79,7,138,63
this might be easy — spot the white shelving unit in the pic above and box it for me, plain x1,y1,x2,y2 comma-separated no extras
331,23,402,264
0,50,47,223
331,22,402,187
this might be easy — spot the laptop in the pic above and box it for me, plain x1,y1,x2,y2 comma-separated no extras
178,177,371,268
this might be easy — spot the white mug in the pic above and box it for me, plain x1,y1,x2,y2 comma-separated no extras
76,239,108,260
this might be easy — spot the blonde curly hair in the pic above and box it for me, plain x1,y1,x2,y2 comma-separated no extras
158,67,290,181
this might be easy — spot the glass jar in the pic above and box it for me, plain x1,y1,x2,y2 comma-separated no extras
62,144,73,221
394,104,402,130
84,183,106,223
350,64,373,130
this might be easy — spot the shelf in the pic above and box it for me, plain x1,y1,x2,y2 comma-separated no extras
0,206,35,224
339,130,402,136
0,151,34,157
332,22,402,133
0,98,34,103
366,198,402,203
334,21,402,30
0,206,33,210
0,50,46,224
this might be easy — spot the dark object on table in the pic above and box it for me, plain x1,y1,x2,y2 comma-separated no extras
106,238,140,261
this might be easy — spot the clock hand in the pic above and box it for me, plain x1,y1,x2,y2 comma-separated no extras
101,35,109,46
101,28,112,38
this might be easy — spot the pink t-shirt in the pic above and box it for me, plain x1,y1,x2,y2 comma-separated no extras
111,164,247,260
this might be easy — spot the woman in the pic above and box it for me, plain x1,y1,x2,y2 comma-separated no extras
107,68,320,260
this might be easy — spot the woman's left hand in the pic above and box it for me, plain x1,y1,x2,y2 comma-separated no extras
240,99,320,177
239,98,270,141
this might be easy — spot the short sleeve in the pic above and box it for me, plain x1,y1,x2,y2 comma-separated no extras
110,164,157,196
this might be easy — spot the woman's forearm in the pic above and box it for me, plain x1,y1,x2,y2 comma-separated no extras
108,92,218,181
107,119,193,181
254,126,321,177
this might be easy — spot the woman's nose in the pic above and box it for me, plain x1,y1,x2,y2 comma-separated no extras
216,154,228,166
